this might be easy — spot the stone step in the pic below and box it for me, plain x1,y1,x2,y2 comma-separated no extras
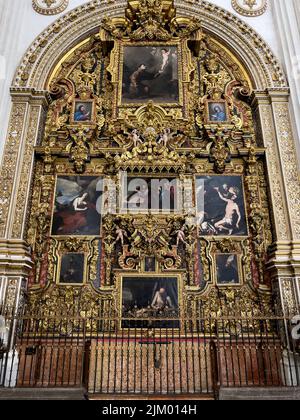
0,387,86,400
88,393,215,400
219,387,300,400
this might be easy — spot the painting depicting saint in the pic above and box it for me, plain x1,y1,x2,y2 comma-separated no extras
216,254,240,285
122,46,179,103
73,101,93,122
51,176,103,236
121,277,179,328
59,253,85,285
208,102,227,122
196,176,248,237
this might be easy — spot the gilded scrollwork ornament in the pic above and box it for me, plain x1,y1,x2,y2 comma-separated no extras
66,127,93,173
101,0,203,42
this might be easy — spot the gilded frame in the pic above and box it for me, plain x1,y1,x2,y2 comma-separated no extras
50,174,104,239
56,252,87,286
194,173,250,239
70,99,96,125
213,252,243,287
117,272,183,333
112,39,188,110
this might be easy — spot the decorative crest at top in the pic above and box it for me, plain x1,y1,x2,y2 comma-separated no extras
101,0,202,41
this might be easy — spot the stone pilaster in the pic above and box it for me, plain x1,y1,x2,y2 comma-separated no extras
0,276,27,316
272,0,300,158
0,89,50,295
278,277,300,316
0,0,28,158
252,88,300,314
251,91,291,244
0,276,7,311
0,89,51,240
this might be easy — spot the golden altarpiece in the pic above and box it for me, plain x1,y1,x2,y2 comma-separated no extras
21,0,274,320
0,0,299,393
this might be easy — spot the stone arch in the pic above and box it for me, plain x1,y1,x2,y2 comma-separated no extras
12,0,286,91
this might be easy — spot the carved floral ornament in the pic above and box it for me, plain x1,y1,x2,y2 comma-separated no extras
231,0,267,17
32,0,69,15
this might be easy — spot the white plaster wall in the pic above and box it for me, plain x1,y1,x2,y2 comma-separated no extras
0,0,298,161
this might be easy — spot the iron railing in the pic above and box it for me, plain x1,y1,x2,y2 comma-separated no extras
0,315,299,397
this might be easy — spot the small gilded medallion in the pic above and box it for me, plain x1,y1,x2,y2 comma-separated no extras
32,0,69,16
231,0,267,17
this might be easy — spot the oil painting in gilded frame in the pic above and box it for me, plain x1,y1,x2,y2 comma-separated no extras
215,253,242,286
121,275,180,329
206,100,229,123
196,175,248,237
71,99,96,124
58,253,86,285
51,176,104,237
119,43,182,106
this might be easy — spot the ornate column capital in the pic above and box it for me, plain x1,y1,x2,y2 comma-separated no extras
250,90,271,107
250,88,291,105
10,88,52,108
267,87,291,101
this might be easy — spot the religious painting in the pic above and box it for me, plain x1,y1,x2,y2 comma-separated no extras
122,176,179,212
196,175,248,236
207,100,228,123
121,276,180,329
72,100,94,123
144,257,156,272
215,254,241,286
58,253,85,285
51,176,104,236
121,45,179,104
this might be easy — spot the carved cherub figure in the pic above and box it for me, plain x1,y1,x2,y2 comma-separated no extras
130,129,143,148
176,226,188,247
115,226,128,247
158,128,172,147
